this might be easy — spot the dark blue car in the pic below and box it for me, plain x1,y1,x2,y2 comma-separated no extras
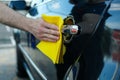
10,0,120,80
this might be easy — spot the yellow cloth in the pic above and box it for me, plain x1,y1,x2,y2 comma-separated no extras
36,14,65,64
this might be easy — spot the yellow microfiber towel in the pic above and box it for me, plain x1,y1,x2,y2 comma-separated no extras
36,14,65,64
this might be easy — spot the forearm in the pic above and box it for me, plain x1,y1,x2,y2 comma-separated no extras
0,2,31,31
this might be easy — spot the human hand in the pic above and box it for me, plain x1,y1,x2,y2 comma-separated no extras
29,18,60,42
0,2,59,42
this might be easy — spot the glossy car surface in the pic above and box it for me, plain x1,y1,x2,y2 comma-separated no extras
12,0,120,80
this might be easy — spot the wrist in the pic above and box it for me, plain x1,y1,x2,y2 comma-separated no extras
22,17,34,33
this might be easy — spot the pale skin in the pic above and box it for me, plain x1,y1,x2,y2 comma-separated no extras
0,2,60,42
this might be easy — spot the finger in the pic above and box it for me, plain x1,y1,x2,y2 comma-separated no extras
41,34,59,41
47,29,60,36
42,38,58,42
41,27,60,36
40,18,59,30
43,21,59,30
45,33,59,40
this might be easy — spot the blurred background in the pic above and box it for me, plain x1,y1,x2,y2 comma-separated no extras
0,0,120,80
